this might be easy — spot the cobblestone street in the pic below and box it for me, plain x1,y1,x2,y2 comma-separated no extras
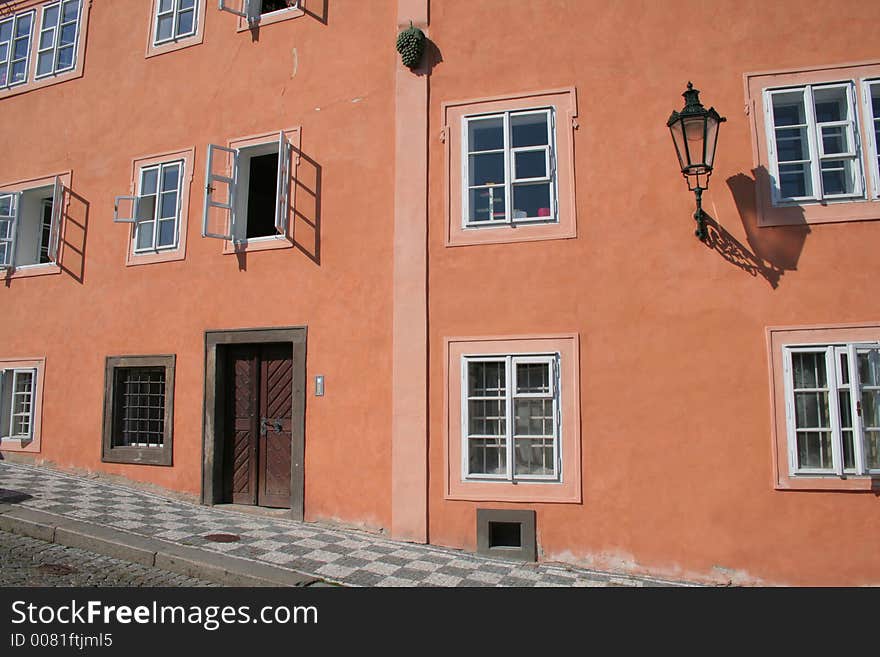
0,530,217,588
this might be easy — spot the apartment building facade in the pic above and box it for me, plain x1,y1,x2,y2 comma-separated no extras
2,0,879,585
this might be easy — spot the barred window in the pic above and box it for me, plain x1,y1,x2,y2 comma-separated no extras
102,355,174,466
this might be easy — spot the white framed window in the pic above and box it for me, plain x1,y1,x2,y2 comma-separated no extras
153,0,199,45
462,353,560,482
462,108,557,227
202,132,291,243
864,79,880,200
0,368,37,442
35,0,82,79
0,10,35,89
0,177,64,271
783,343,880,478
114,160,184,253
764,82,865,204
219,0,299,24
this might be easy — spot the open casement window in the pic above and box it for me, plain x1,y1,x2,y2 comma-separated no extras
463,354,560,482
783,344,880,478
116,161,184,252
202,143,237,240
765,82,864,204
202,132,291,242
218,0,298,23
462,108,557,227
0,368,37,442
0,192,21,269
45,176,64,263
865,79,880,200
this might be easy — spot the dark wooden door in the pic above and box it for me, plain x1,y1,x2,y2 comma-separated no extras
225,343,293,508
257,344,293,508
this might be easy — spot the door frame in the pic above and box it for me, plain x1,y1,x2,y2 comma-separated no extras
202,326,307,520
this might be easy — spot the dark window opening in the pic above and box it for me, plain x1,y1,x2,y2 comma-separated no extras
246,152,279,239
261,0,294,14
488,522,522,549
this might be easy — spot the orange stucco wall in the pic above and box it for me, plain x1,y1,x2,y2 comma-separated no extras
4,1,880,586
426,0,880,585
1,2,396,532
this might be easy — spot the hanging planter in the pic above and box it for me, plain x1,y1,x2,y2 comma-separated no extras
396,21,426,69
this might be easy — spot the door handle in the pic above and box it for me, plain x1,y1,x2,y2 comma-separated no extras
273,419,283,433
260,418,268,436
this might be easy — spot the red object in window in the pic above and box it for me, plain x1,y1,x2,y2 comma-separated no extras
538,207,551,216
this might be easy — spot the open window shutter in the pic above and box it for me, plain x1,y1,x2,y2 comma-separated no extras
114,196,139,223
218,0,247,18
0,192,21,269
218,0,259,22
203,143,237,240
275,131,291,235
47,176,64,263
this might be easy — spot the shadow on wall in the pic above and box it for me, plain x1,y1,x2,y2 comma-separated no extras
291,147,322,265
706,165,809,289
59,188,90,284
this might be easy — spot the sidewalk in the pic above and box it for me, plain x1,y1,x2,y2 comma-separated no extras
0,461,694,587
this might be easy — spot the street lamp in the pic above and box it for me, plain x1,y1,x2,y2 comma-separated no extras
667,82,726,241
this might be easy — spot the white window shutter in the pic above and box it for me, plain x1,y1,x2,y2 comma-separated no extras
275,131,291,235
218,0,247,18
113,196,139,223
0,192,21,269
203,143,237,240
47,176,64,263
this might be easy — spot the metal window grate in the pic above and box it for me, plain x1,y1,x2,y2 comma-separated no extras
114,367,165,448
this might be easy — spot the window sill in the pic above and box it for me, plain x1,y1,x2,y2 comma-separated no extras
759,195,880,227
126,247,185,267
0,437,38,453
222,236,294,255
102,449,172,467
3,264,61,280
145,36,204,59
775,475,880,492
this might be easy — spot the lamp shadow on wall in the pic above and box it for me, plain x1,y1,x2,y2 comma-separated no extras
291,147,322,265
705,166,809,290
58,188,90,284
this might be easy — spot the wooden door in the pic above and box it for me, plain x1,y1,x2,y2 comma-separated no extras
257,343,293,508
225,343,293,508
228,346,259,505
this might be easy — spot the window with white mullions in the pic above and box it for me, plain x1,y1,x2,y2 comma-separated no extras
154,0,198,45
0,11,35,89
133,161,183,252
0,368,36,441
463,354,560,481
0,192,20,269
35,0,81,79
766,83,862,203
784,344,880,477
463,108,556,226
865,80,880,199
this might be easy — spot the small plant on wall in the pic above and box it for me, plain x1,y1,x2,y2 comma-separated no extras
396,21,426,69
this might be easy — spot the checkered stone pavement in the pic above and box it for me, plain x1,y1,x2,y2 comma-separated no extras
0,462,690,587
